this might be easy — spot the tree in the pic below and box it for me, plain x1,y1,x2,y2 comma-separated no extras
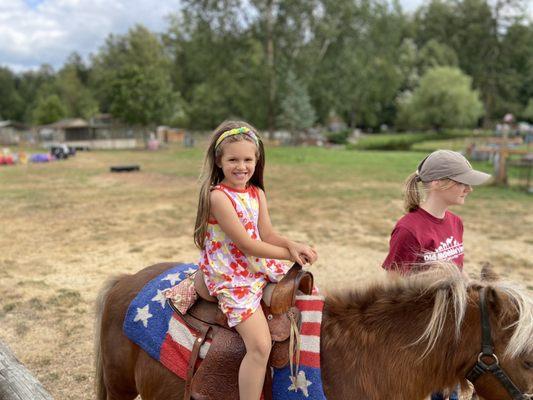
32,94,67,125
498,23,533,117
17,65,56,123
414,0,531,124
277,71,315,136
57,61,98,119
306,0,407,128
0,67,24,121
523,99,533,122
397,66,484,130
91,25,178,126
108,64,177,126
165,0,321,130
165,15,270,129
257,0,320,133
417,39,458,73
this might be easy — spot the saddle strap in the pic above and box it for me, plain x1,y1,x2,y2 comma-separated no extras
184,324,210,400
263,367,273,400
288,310,301,381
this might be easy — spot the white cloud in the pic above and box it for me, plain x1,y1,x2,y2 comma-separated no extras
0,0,531,72
0,0,182,71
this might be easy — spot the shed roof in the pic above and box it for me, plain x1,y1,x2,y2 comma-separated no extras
0,120,27,129
46,118,89,129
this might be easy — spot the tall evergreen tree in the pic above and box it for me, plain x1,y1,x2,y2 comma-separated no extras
277,71,316,136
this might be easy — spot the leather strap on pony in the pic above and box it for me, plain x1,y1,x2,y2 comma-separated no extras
466,287,531,400
184,324,210,400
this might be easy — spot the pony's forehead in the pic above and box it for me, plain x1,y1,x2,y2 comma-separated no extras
491,282,533,357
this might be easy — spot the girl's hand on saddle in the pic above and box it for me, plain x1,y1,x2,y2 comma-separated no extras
288,242,318,266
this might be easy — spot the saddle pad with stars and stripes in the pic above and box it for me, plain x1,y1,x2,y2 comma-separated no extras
123,263,326,400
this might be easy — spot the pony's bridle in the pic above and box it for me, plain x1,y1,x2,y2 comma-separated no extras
466,287,532,400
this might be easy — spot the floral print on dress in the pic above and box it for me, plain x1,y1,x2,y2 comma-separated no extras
198,183,289,327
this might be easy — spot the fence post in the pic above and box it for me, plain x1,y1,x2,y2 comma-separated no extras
0,339,54,400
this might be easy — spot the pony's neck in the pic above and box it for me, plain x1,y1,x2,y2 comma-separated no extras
320,287,479,400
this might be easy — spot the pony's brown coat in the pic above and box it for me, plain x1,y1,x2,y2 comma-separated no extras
321,280,480,398
95,263,533,400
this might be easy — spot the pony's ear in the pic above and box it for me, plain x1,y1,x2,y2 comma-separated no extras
486,287,504,317
480,262,499,282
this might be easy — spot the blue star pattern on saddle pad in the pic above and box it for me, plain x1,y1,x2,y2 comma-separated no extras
123,263,197,360
123,263,326,400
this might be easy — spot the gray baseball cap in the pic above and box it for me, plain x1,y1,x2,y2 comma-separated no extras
417,150,491,185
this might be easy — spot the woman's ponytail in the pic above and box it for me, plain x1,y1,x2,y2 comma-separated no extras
403,172,421,213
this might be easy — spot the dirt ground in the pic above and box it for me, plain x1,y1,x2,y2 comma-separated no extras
0,147,531,399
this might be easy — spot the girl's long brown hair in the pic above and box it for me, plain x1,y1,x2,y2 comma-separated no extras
193,120,265,249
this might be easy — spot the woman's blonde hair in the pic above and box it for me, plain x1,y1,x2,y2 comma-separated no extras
403,174,456,213
193,120,265,249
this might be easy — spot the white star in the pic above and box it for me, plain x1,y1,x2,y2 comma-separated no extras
162,272,182,285
134,305,153,328
185,267,197,275
151,289,167,308
288,370,312,397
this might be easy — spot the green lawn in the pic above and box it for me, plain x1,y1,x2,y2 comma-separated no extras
1,144,530,202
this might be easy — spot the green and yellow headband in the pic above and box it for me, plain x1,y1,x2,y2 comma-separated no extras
215,127,260,149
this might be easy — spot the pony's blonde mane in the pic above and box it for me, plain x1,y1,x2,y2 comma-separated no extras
326,262,533,360
495,281,533,358
407,263,468,358
407,263,533,359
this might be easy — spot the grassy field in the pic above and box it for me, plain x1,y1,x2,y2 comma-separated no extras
0,144,532,399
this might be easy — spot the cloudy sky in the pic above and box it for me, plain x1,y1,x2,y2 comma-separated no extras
0,0,528,72
0,0,183,71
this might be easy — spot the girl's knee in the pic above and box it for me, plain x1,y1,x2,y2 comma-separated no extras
247,337,271,362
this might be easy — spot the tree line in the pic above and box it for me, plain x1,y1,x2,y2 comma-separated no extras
1,0,532,132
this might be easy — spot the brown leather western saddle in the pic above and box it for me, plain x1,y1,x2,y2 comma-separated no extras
168,263,314,400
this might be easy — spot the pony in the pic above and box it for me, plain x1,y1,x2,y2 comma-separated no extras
95,262,533,399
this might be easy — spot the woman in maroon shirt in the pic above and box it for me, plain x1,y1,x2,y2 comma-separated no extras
382,149,491,400
383,149,490,274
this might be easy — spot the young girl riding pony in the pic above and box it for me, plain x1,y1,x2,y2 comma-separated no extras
194,120,317,400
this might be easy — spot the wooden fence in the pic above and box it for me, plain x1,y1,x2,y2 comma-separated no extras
0,339,53,399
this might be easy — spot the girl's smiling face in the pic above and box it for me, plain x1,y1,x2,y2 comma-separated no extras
217,140,258,190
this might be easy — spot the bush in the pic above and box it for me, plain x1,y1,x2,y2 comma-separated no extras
347,132,426,150
347,129,489,151
326,129,351,144
396,67,484,130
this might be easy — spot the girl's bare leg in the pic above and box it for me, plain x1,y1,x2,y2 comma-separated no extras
235,308,272,400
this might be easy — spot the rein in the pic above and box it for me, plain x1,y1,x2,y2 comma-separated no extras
466,287,532,400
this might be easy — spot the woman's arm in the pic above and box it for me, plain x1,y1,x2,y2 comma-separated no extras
257,189,317,265
210,190,293,261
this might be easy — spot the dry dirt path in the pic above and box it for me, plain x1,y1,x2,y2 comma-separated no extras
0,148,530,399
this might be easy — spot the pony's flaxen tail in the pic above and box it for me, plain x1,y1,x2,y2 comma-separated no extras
94,275,123,400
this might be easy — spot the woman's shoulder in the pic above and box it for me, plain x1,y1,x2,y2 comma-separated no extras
394,209,442,234
445,209,462,219
396,208,424,225
445,210,464,226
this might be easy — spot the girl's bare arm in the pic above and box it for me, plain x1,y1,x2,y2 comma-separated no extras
210,190,293,261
